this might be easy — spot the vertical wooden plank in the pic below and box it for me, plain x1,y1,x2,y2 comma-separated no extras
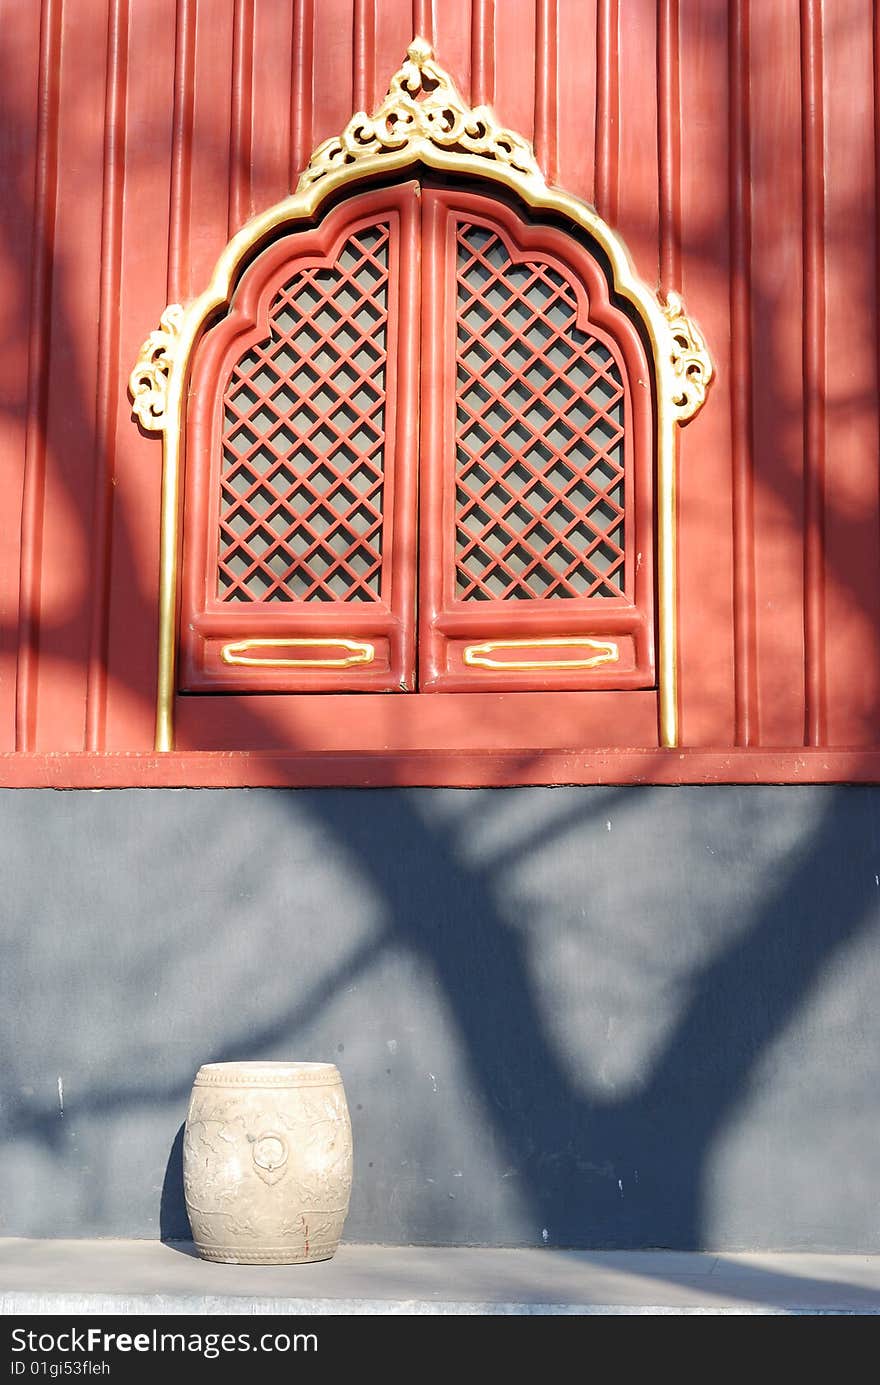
85,0,130,751
800,0,826,747
312,0,355,153
412,0,433,45
432,0,470,97
675,0,736,747
471,0,495,106
595,0,618,223
33,0,108,750
353,0,376,111
556,0,596,204
729,0,758,745
289,0,315,186
493,0,536,151
658,0,681,296
14,0,62,750
187,0,234,294
228,0,255,236
616,0,657,277
534,0,558,183
250,0,293,215
750,0,805,745
0,0,42,750
823,0,880,745
167,0,196,303
105,0,176,751
375,0,413,113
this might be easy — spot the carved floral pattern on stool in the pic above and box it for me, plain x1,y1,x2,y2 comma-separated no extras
183,1061,353,1265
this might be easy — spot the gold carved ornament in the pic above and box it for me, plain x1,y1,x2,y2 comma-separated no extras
129,304,185,432
463,638,619,672
220,638,375,669
661,291,713,423
297,36,541,191
130,38,713,753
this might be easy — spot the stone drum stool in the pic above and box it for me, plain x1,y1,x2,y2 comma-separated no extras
183,1061,353,1264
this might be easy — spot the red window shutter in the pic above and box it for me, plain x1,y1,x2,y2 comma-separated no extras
180,180,654,702
418,188,655,692
180,183,420,692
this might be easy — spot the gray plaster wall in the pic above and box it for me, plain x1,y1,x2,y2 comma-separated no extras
0,785,878,1251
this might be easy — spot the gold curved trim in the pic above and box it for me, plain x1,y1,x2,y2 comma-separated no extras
464,637,619,671
220,637,375,669
131,37,713,751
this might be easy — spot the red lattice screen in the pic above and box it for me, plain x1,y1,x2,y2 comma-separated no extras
418,189,652,694
217,225,390,604
454,221,626,601
181,184,420,694
183,184,650,698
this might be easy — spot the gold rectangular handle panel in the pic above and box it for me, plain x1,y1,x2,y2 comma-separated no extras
220,637,375,668
463,637,619,671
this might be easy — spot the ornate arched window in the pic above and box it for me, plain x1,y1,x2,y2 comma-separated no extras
131,41,710,754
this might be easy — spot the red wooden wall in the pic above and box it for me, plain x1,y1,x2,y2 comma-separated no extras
1,0,879,784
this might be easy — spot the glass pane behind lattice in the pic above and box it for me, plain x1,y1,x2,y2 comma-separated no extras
455,222,626,600
217,226,389,602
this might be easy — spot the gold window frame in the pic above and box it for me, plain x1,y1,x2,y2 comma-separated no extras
130,37,712,752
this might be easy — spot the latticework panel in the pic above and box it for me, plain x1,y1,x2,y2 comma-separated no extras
217,225,389,603
455,223,626,601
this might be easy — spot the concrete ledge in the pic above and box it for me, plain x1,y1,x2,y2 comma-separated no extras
1,1241,879,1315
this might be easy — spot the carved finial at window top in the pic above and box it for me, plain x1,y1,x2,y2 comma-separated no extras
297,38,543,193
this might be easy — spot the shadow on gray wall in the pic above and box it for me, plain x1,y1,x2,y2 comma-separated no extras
3,784,879,1254
160,1125,186,1242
